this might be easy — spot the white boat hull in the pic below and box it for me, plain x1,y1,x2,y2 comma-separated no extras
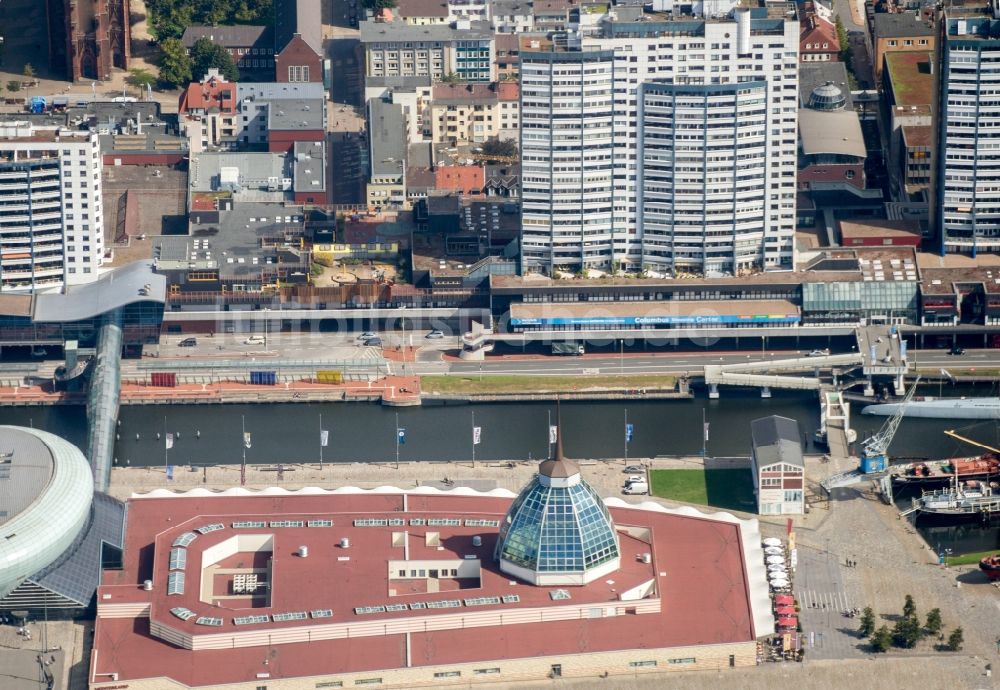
863,397,1000,420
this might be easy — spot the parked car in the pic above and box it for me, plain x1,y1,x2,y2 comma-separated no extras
179,337,197,347
807,348,830,357
624,475,644,486
363,337,383,347
30,347,48,358
949,345,965,355
425,330,445,339
244,335,265,345
358,331,376,340
623,465,644,474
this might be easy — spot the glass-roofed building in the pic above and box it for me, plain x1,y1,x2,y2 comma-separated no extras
495,429,621,585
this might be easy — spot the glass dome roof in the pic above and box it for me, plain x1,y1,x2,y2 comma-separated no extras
809,81,847,111
494,426,620,585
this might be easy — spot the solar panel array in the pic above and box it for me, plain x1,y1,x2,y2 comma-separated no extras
353,594,521,615
172,532,198,547
426,599,462,609
233,521,266,528
195,617,223,627
234,615,270,625
270,520,305,528
307,520,334,527
167,572,185,596
195,523,224,534
169,548,186,571
170,607,196,621
464,596,501,606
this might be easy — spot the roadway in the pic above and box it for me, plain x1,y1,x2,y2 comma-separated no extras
138,333,1000,378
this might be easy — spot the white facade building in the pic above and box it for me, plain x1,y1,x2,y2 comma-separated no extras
0,123,104,292
520,9,799,274
937,4,1000,255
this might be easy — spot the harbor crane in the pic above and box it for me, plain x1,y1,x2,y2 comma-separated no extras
860,377,920,473
943,429,1000,456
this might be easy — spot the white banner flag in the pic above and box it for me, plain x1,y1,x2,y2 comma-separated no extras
320,429,329,447
244,432,252,449
165,433,174,450
473,426,482,445
704,422,710,442
549,425,558,444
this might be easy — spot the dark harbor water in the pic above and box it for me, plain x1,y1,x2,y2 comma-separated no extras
3,389,998,555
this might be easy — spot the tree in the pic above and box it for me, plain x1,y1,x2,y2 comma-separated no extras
834,16,851,67
22,63,36,82
925,608,943,636
946,627,964,652
190,37,239,82
892,615,922,649
6,80,20,94
439,72,462,84
902,594,917,622
362,0,397,11
870,625,892,653
859,607,876,637
145,0,273,40
158,37,193,87
127,68,156,91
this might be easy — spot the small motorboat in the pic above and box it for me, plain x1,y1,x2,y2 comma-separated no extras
763,538,782,547
770,578,790,589
764,546,784,556
980,554,1000,581
767,563,787,573
766,555,785,565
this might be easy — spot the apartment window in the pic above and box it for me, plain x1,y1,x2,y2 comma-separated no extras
315,683,343,689
888,40,897,46
630,660,657,668
473,668,500,675
354,680,382,686
433,671,461,678
288,65,311,82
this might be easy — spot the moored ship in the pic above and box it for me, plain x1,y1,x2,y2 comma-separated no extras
890,455,1000,487
862,397,1000,420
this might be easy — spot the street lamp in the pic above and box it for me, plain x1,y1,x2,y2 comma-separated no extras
620,339,624,376
263,307,269,349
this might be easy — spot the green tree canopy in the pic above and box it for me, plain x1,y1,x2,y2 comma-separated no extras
127,68,157,91
925,608,943,635
6,80,21,93
946,627,964,651
859,607,876,638
158,37,193,88
190,37,239,83
902,594,917,622
870,625,892,653
362,0,397,11
146,0,274,41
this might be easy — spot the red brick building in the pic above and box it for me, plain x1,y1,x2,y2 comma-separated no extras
46,0,131,81
275,34,324,83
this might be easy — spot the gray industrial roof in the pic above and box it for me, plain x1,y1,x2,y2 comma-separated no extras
798,109,867,159
267,98,325,131
33,261,166,322
237,82,327,102
275,0,323,54
751,416,804,468
293,141,326,193
181,25,273,49
798,62,854,109
189,151,291,194
155,202,307,279
360,18,493,43
369,99,407,176
873,12,934,39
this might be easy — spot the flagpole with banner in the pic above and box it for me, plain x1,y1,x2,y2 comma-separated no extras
472,411,482,468
319,413,329,468
624,409,634,463
163,415,168,475
547,409,557,456
395,412,405,469
702,408,709,458
241,415,251,486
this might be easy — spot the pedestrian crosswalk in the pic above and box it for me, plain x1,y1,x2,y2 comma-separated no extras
795,588,852,612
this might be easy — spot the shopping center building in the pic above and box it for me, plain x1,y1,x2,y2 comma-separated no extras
90,450,772,688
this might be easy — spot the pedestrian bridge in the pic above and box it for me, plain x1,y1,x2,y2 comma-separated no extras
703,353,864,394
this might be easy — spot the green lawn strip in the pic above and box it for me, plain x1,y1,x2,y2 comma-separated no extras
421,374,676,395
649,468,757,512
944,549,997,567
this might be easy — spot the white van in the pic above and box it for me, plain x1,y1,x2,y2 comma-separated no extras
623,481,648,495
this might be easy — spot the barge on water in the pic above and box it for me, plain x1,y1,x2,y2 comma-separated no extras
889,455,1000,488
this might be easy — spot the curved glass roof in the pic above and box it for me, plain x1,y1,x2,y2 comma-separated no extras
0,427,93,600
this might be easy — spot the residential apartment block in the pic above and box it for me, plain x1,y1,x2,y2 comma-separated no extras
360,17,496,82
0,123,104,292
520,5,799,275
938,1,1000,255
428,82,519,145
